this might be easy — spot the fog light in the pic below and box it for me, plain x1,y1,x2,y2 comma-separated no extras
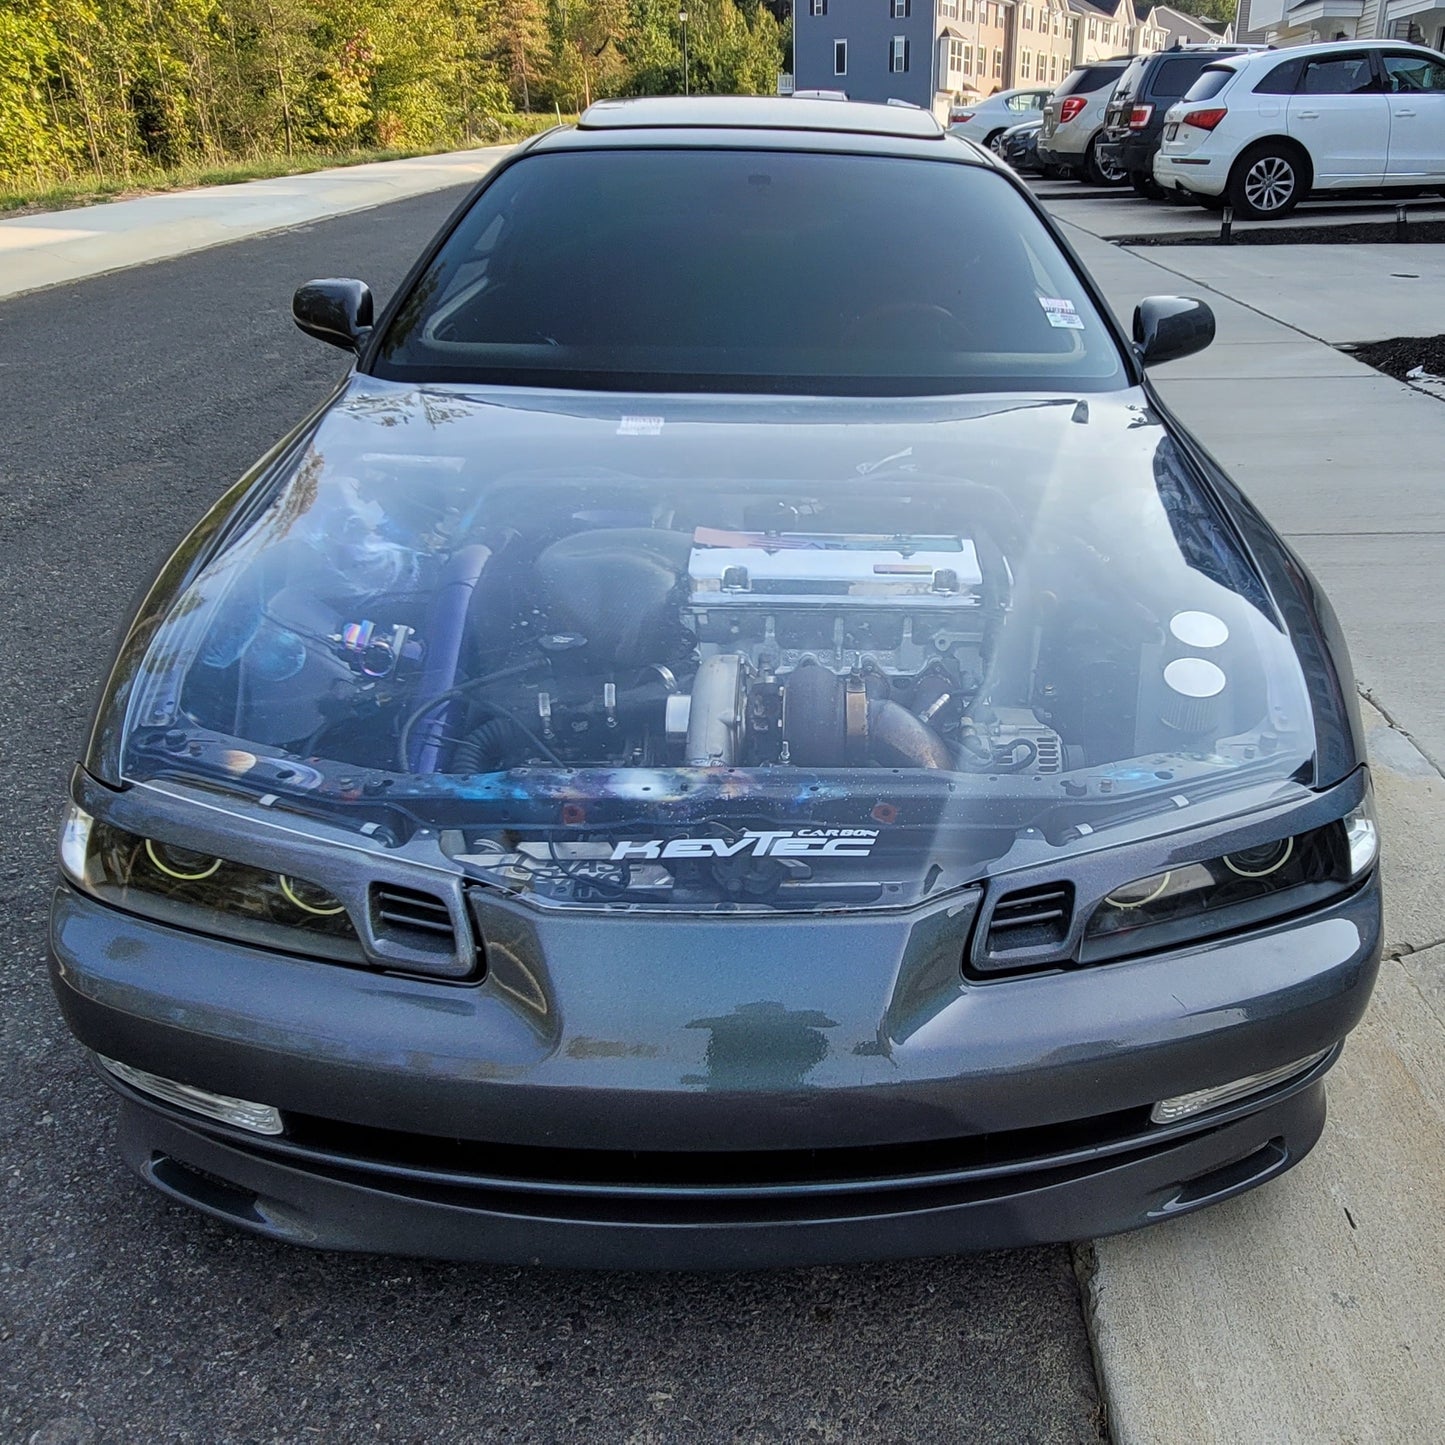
1151,1050,1331,1124
95,1054,284,1135
59,803,94,885
1345,790,1378,878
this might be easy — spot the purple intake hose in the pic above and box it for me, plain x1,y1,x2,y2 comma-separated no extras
409,544,492,773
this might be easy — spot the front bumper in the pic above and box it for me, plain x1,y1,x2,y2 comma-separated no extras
50,863,1381,1265
112,1065,1331,1268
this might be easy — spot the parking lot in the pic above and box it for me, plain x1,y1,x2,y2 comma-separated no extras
3,134,1444,1443
1031,174,1445,240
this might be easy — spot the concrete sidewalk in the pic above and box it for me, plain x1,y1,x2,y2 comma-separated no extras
1054,213,1445,1443
0,146,513,301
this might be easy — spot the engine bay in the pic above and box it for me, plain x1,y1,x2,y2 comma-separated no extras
163,452,1300,799
176,470,1132,786
110,385,1326,912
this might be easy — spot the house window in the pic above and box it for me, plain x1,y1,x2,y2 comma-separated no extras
962,42,972,71
1020,50,1030,78
834,38,847,73
891,0,910,17
963,0,973,18
1050,52,1058,81
810,0,826,15
993,47,1003,78
891,34,910,71
939,0,959,17
1022,4,1033,27
1087,18,1096,39
1052,12,1060,34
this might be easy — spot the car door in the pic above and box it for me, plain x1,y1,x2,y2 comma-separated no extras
1380,51,1445,179
1286,51,1390,185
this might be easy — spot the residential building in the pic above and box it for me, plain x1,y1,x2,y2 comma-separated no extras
1068,0,1139,60
937,0,1015,98
794,0,977,116
1134,4,1205,46
1240,0,1444,47
793,0,1172,105
1016,0,1082,87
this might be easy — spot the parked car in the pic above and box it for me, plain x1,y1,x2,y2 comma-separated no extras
1039,58,1133,185
1156,41,1445,219
949,86,1054,153
52,96,1381,1269
998,115,1046,174
1099,44,1268,198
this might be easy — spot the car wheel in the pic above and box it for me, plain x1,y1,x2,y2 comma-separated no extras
1130,170,1165,200
1085,139,1128,187
985,129,1008,156
1228,143,1308,220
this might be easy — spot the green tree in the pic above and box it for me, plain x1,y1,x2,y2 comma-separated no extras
0,2,76,184
487,0,549,110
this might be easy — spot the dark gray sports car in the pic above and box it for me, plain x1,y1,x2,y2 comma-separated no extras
52,98,1381,1268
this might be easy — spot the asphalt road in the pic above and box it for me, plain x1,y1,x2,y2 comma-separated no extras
0,190,1104,1445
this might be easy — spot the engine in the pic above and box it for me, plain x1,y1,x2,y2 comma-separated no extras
440,526,1067,776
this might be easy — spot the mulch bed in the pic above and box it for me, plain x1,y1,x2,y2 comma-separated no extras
1109,217,1445,247
1340,334,1445,383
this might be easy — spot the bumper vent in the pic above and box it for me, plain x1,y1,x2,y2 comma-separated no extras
973,881,1076,975
370,883,463,963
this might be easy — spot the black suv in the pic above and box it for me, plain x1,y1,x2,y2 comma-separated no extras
1098,44,1266,197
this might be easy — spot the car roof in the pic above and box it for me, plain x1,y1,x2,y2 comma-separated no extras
576,95,945,140
1064,55,1133,74
524,96,994,164
1138,44,1255,62
1218,38,1439,68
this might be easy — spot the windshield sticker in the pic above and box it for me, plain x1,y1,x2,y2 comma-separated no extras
618,415,665,435
1039,297,1085,330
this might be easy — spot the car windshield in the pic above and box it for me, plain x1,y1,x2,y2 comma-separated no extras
370,148,1126,397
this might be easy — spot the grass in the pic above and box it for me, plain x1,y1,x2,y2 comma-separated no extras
0,117,576,217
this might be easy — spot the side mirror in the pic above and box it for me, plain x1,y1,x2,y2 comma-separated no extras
1132,296,1214,367
292,278,373,352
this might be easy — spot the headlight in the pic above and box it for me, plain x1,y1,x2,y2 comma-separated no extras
59,804,362,962
1082,800,1375,965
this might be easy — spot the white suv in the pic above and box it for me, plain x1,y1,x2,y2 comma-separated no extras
1038,59,1133,185
1155,41,1445,219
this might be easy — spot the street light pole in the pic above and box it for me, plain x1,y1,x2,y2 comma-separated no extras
679,8,690,96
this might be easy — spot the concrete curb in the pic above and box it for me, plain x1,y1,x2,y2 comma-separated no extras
1081,698,1445,1445
0,147,514,301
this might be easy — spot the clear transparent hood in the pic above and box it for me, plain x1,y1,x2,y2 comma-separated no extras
121,380,1316,912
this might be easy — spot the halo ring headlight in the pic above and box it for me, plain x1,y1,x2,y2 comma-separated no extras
1222,837,1294,879
278,874,347,916
143,839,222,881
1105,871,1173,909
